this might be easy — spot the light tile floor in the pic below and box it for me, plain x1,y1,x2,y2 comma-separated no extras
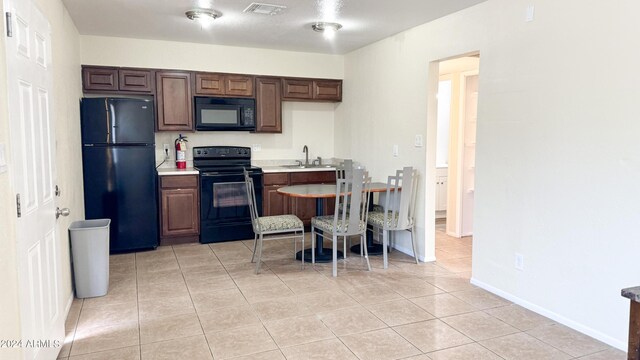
58,226,626,359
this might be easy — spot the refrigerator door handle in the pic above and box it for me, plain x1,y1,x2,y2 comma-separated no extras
104,98,111,143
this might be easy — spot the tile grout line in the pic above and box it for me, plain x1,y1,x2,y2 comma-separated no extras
175,244,216,360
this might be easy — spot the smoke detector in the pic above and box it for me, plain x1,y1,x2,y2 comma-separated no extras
243,2,287,15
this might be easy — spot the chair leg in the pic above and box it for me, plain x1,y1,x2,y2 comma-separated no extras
300,230,305,269
293,230,298,258
362,234,371,272
411,225,419,264
382,230,389,269
251,233,258,263
255,233,264,274
311,226,316,265
332,234,338,277
343,236,347,259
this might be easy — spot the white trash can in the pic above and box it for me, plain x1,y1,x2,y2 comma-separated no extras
69,219,111,298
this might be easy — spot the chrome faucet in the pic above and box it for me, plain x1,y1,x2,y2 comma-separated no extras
303,145,309,166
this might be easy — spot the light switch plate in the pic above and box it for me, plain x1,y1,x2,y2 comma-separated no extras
0,144,7,174
525,5,535,22
252,144,262,152
392,145,399,157
414,135,424,147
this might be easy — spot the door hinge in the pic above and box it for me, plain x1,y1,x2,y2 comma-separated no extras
5,12,12,38
16,193,21,218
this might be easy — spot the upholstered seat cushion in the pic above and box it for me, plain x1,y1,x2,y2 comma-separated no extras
367,211,403,228
371,204,385,212
258,215,303,232
311,215,366,233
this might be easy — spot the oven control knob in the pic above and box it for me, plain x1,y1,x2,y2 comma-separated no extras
196,150,201,155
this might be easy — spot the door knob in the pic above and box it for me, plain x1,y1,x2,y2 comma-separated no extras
56,207,70,219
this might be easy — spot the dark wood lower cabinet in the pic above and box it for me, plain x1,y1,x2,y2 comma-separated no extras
263,171,336,226
159,175,199,245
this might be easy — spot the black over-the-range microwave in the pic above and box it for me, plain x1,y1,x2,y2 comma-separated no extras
194,97,256,131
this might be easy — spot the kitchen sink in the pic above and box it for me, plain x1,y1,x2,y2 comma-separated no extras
280,164,334,169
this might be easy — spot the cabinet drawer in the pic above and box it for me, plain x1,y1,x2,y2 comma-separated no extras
160,175,198,189
264,173,289,186
290,171,336,185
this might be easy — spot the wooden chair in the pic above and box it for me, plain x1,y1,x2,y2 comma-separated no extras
367,167,419,268
311,167,372,277
244,170,305,274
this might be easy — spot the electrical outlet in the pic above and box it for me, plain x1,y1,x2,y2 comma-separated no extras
163,144,171,160
252,144,262,152
515,253,524,271
393,145,399,157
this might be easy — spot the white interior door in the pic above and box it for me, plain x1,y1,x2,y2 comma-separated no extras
461,74,478,237
5,0,64,359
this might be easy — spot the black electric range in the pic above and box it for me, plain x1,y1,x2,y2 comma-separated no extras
193,146,263,243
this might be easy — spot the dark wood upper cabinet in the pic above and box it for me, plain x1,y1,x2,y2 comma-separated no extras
281,77,342,102
195,73,225,95
82,66,154,93
119,69,153,93
195,73,254,97
82,67,118,92
225,75,254,97
156,71,193,131
282,78,313,100
314,80,342,101
255,77,282,133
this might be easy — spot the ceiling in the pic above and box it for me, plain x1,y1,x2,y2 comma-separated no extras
62,0,487,54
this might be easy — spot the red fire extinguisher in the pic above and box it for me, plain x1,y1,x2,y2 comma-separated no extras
175,134,188,169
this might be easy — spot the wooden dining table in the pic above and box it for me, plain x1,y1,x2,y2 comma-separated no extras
277,182,389,263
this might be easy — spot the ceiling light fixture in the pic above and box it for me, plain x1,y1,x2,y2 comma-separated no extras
185,9,221,27
311,22,342,39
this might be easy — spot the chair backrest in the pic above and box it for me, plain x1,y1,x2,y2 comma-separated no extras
383,167,419,230
333,167,371,236
243,169,261,233
336,159,353,181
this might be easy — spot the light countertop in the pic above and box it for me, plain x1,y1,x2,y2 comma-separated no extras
157,167,199,176
157,166,337,175
261,165,336,173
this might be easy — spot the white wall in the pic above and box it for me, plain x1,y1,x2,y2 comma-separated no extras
0,0,82,359
155,101,336,166
337,0,640,350
80,36,344,162
80,36,344,79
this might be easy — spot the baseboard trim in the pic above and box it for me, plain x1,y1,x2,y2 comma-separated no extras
63,292,74,318
391,243,435,263
470,277,627,351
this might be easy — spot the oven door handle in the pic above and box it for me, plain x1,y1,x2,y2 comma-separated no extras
200,172,262,178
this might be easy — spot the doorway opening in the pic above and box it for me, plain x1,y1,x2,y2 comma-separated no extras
433,54,479,277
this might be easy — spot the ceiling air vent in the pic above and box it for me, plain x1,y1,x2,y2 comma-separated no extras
243,2,287,15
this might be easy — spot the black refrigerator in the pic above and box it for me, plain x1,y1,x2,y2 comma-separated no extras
80,97,158,253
